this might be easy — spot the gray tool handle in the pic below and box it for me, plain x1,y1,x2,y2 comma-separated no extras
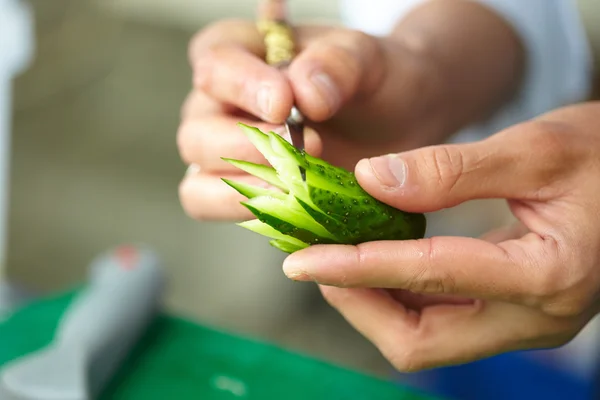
55,244,165,394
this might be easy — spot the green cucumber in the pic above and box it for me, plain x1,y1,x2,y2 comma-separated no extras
220,159,287,192
222,123,427,253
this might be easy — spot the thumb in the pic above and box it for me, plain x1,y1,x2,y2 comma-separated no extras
354,120,575,213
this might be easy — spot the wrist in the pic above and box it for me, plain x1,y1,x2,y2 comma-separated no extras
387,0,526,143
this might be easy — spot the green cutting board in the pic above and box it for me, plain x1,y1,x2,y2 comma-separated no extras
0,290,440,399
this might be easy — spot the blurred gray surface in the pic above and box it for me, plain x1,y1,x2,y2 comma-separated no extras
0,282,33,321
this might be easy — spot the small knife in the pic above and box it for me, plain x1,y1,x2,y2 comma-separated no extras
257,0,306,181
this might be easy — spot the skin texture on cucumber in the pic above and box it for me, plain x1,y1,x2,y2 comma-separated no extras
222,123,427,254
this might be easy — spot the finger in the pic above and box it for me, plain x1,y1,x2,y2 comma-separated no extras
189,19,267,63
189,21,291,122
180,90,238,120
179,172,264,221
354,119,583,214
288,28,386,121
189,19,292,122
284,236,551,307
192,45,293,123
189,19,331,64
177,117,280,171
177,116,323,172
319,286,575,371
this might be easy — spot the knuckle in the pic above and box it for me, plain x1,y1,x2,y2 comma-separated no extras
404,239,456,295
404,268,449,295
180,91,195,120
178,179,201,220
528,236,592,317
188,31,206,63
348,244,370,287
425,146,465,197
176,122,195,164
345,30,384,96
316,30,375,68
317,41,361,78
190,44,230,91
189,18,247,61
522,120,586,185
188,29,213,65
318,29,382,97
345,29,377,53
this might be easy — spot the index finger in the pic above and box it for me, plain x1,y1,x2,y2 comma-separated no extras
189,19,293,123
282,234,555,309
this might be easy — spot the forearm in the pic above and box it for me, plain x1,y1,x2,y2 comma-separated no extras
388,0,525,141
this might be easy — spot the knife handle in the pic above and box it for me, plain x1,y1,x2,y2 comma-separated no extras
54,245,165,386
257,0,296,67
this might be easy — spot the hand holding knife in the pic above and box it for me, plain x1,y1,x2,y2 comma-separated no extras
256,0,307,181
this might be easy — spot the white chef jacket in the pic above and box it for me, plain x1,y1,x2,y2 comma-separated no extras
339,0,594,143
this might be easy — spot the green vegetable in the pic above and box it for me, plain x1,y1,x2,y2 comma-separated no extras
222,123,427,253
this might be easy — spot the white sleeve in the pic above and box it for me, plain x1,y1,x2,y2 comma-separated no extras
339,0,594,143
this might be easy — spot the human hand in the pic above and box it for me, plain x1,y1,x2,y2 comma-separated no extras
177,18,445,221
177,2,523,221
282,102,600,371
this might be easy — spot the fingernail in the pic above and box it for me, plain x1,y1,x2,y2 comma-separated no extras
283,256,312,281
310,71,341,113
368,154,407,187
185,163,201,176
256,85,272,119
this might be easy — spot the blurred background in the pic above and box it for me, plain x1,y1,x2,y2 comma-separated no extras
5,0,395,376
5,0,596,387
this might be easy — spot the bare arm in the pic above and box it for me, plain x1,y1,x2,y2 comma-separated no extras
387,0,525,143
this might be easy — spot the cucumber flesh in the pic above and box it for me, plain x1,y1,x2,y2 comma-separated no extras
242,196,336,241
270,239,307,253
222,123,427,254
221,178,285,200
238,219,309,251
221,158,287,192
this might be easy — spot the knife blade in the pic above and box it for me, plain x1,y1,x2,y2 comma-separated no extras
257,0,306,181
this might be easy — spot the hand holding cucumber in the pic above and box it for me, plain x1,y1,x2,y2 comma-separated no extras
177,21,438,222
284,103,600,371
177,1,522,221
172,2,598,374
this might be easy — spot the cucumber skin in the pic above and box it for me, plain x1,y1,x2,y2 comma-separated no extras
224,124,427,253
241,202,337,245
272,131,427,244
